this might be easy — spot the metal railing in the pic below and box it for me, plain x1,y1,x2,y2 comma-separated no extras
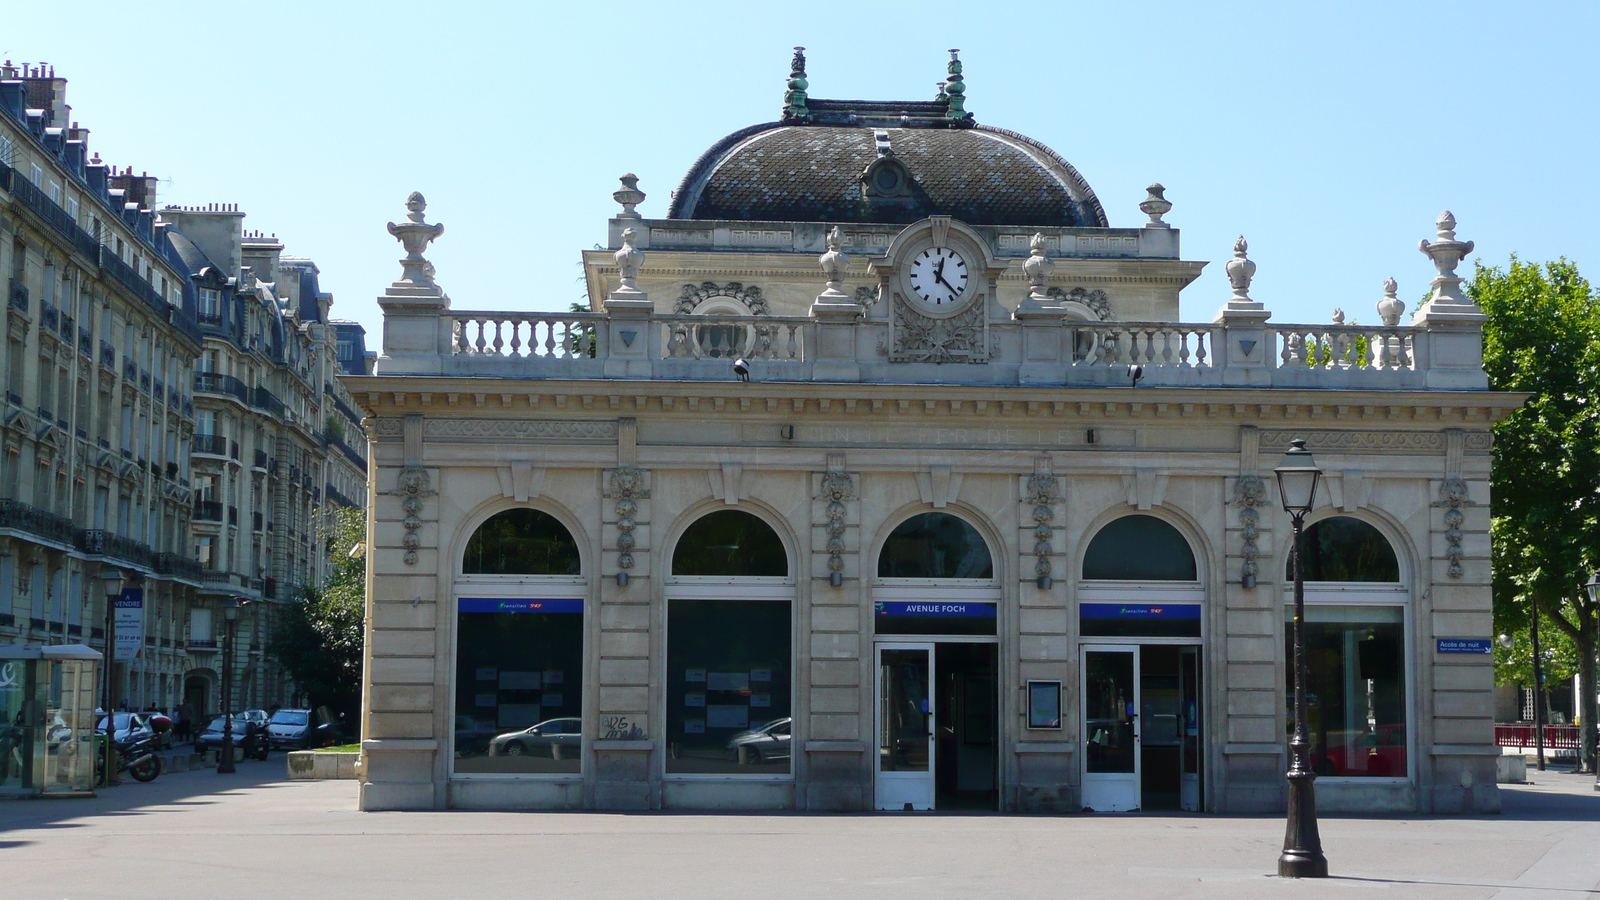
191,434,229,456
1495,724,1580,751
194,371,249,404
0,499,75,545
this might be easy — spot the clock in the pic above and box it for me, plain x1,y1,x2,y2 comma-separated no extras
906,247,969,308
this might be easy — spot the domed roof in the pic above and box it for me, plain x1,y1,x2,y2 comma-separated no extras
667,120,1108,228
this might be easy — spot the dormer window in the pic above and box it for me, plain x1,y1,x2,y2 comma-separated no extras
860,131,914,202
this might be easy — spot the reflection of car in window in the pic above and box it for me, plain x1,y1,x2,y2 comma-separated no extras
1315,724,1406,777
726,717,791,763
487,718,582,757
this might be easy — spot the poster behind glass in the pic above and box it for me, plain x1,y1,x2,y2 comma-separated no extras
454,598,583,774
667,599,791,774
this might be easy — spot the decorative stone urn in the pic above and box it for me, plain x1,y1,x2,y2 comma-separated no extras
1377,277,1405,326
386,192,445,289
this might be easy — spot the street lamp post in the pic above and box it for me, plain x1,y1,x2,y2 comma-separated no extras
99,568,124,786
1588,573,1600,790
218,599,240,774
1274,438,1328,878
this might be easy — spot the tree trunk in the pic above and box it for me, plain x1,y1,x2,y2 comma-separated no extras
1581,622,1599,775
1541,594,1598,774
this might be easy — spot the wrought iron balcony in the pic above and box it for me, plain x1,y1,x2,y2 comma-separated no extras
0,499,75,545
193,500,224,522
191,434,229,456
7,278,27,313
156,552,203,581
193,371,249,404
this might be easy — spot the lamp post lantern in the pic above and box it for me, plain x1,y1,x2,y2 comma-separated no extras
218,599,241,774
1274,438,1327,878
1588,573,1600,790
99,568,125,786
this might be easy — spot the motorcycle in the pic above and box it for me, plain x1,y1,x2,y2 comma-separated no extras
99,733,162,783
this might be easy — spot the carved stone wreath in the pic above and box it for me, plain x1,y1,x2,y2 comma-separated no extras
854,284,879,308
1024,472,1062,581
885,293,994,364
1232,474,1267,587
816,468,857,578
674,282,770,316
1433,477,1473,579
1046,286,1112,321
606,467,650,571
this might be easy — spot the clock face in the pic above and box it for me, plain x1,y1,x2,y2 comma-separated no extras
907,247,969,308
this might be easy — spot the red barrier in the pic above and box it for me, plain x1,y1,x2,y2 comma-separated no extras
1495,724,1580,749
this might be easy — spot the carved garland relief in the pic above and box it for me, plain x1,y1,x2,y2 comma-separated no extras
1434,476,1473,579
883,293,995,364
674,282,770,316
606,467,650,573
1232,474,1267,587
394,466,434,565
1024,471,1062,583
816,467,857,579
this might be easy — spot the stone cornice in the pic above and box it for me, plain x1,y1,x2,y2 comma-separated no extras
350,376,1521,434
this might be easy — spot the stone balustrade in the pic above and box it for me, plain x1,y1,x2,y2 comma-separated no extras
374,199,1487,391
388,308,1479,390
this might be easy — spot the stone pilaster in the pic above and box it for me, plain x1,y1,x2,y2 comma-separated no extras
359,415,441,811
593,459,654,809
804,455,865,809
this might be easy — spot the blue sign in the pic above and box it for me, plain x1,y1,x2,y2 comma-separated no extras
459,598,584,614
875,601,997,618
1080,603,1201,620
1437,638,1492,654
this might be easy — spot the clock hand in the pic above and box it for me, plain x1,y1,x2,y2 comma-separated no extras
935,271,957,292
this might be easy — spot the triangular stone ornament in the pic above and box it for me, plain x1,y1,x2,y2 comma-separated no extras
620,330,637,347
1239,339,1257,357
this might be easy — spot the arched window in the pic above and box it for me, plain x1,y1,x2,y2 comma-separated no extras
878,513,994,579
1288,516,1400,582
462,509,581,575
672,510,788,577
1082,515,1197,581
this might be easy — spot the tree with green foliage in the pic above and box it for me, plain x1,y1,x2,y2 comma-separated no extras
268,505,366,723
1475,257,1600,772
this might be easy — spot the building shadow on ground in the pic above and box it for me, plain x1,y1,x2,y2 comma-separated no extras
0,755,291,833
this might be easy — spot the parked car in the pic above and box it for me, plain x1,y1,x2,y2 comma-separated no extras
239,709,270,731
96,712,154,750
266,708,340,750
195,715,266,756
487,718,581,758
726,717,792,764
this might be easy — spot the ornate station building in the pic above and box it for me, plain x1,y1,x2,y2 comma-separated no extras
350,51,1516,814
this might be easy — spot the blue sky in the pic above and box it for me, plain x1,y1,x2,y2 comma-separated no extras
9,1,1598,341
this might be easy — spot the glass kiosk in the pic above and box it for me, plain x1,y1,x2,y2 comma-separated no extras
0,644,102,797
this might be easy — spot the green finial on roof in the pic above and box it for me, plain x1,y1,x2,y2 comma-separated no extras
944,49,967,118
783,46,809,121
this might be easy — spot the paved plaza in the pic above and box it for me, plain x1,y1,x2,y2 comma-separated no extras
1,766,1597,899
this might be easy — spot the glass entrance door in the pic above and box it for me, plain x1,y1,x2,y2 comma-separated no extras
1082,646,1140,811
1179,646,1202,811
875,643,934,810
